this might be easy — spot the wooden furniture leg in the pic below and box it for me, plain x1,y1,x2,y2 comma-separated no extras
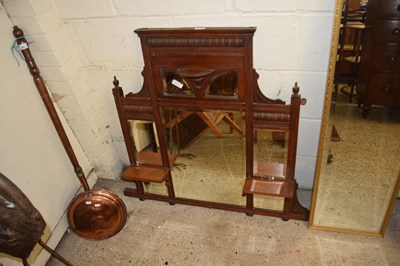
196,111,243,136
196,112,224,137
135,181,145,200
246,194,254,216
38,239,73,266
222,113,243,135
166,111,243,141
228,112,234,133
144,122,158,152
164,111,193,128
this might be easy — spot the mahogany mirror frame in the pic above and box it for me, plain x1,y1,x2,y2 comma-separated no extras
113,27,309,221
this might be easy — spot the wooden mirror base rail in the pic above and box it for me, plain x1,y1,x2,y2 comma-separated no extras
113,27,309,221
120,157,308,220
122,187,308,221
119,150,308,220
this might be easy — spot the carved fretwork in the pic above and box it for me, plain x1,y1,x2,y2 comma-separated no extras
162,68,239,98
176,68,216,90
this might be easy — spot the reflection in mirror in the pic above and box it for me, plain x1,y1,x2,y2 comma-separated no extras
252,129,289,211
310,0,400,236
161,69,193,96
312,98,400,233
159,108,246,205
206,70,238,97
128,120,159,164
127,119,171,196
254,129,288,177
161,68,240,98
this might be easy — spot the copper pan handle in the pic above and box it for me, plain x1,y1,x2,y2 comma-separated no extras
12,26,90,192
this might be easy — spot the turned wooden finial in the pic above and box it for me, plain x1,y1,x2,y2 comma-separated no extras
113,76,119,87
112,76,124,96
12,25,41,76
13,26,24,38
292,82,299,94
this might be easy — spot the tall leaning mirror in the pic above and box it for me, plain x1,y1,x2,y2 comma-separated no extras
309,0,400,236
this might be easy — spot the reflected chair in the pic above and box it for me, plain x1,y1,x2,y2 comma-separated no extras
164,110,242,141
340,22,365,102
334,0,366,102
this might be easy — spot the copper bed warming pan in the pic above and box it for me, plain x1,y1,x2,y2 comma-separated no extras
12,26,127,240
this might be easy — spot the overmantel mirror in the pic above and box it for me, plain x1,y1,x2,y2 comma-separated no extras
112,27,309,221
310,0,400,236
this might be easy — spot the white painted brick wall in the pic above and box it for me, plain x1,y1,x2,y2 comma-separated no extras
298,14,334,71
10,7,61,35
3,0,336,188
235,0,302,12
24,25,67,51
55,95,85,117
45,71,83,96
257,70,327,119
234,0,334,12
53,0,117,18
3,0,51,17
40,56,80,81
295,156,318,189
33,40,75,67
66,17,174,67
2,0,126,182
112,0,225,16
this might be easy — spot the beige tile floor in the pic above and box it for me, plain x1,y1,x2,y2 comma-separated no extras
47,180,399,266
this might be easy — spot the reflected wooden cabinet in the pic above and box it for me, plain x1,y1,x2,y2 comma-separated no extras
357,0,400,117
112,28,308,221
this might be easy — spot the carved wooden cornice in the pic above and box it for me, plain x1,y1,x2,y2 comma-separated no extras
147,37,245,47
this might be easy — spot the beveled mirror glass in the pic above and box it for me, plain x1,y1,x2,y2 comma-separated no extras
127,119,169,195
140,107,284,211
161,69,194,97
252,128,288,211
309,0,400,236
206,70,238,97
127,119,164,165
158,108,246,205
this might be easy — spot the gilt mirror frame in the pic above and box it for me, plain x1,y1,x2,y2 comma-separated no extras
309,0,400,236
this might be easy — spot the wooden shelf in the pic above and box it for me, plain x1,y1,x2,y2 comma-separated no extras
253,161,286,178
243,179,295,198
342,44,362,51
135,151,177,166
121,165,169,183
346,21,366,29
344,56,360,63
